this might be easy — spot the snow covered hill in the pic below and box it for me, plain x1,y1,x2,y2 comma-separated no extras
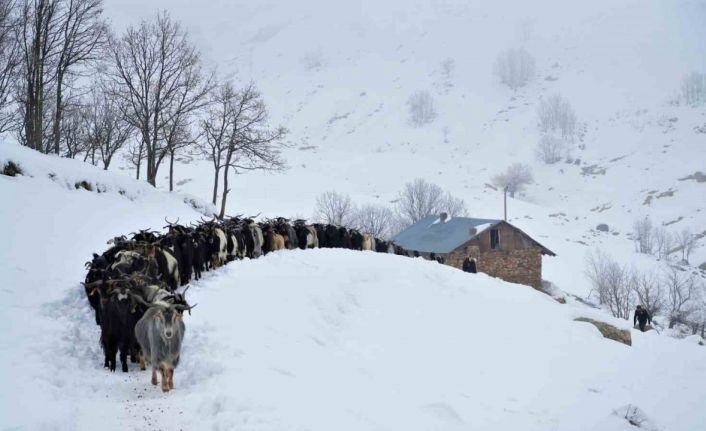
2,145,706,430
98,0,706,297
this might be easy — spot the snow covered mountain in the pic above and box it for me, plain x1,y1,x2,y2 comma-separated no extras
102,0,706,296
2,144,706,430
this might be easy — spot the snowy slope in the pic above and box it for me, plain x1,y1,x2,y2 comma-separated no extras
98,0,706,297
0,144,214,428
2,146,706,430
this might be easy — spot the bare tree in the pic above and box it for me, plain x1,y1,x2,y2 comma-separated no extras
123,138,145,179
397,178,443,224
442,193,468,218
59,100,87,158
585,250,634,319
407,90,436,127
83,83,131,169
314,191,355,226
535,134,564,164
631,269,664,317
0,0,20,133
198,81,234,205
632,216,654,254
538,94,577,141
354,204,395,239
681,72,706,106
493,47,535,90
50,0,107,154
664,265,695,328
15,0,62,151
675,228,696,264
653,226,674,260
110,11,211,187
440,57,454,91
690,282,706,337
492,163,533,198
215,82,286,218
396,178,467,226
163,118,193,191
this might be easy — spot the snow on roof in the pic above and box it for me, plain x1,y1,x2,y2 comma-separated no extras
391,215,502,253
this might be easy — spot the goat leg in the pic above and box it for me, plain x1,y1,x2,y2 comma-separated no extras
168,368,174,390
160,366,170,392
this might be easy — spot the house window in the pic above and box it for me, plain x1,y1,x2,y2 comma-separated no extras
490,229,500,250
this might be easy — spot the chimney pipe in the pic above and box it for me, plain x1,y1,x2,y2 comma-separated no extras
503,187,507,221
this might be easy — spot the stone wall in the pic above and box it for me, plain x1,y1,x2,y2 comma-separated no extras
444,246,543,289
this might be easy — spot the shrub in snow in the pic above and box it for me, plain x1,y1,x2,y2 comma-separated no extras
314,190,356,226
493,48,535,90
535,134,565,164
681,72,706,106
491,163,533,198
537,94,577,140
612,405,660,430
407,90,437,127
301,51,324,70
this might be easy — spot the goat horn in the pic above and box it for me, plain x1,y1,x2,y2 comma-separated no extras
173,303,197,315
129,293,151,308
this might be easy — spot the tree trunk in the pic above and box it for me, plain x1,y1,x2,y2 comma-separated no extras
169,150,175,192
219,166,230,219
135,140,143,180
147,151,157,187
52,70,63,154
212,166,220,206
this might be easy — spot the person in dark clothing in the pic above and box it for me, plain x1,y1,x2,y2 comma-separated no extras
462,257,477,274
634,305,652,332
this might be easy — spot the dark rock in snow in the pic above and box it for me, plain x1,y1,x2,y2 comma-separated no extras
596,224,609,232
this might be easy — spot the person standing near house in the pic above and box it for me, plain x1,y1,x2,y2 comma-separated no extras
462,257,477,273
634,305,651,332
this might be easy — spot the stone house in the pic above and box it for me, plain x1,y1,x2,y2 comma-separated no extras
391,214,556,289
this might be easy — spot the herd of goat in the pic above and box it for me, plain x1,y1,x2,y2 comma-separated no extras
83,216,414,393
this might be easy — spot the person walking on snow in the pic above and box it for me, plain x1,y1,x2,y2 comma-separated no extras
634,305,651,332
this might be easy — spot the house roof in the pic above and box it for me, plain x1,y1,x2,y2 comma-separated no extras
391,215,556,256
